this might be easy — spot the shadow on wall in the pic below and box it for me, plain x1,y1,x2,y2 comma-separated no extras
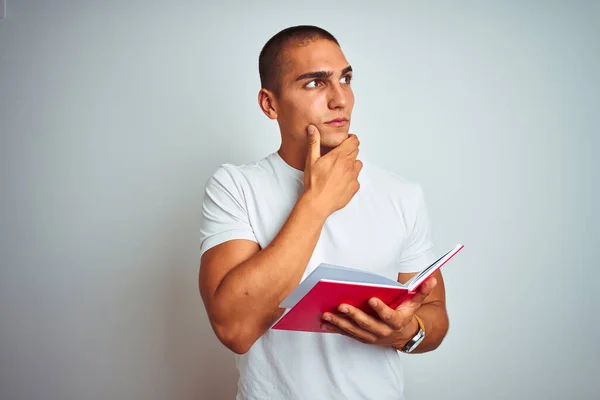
157,100,276,398
163,220,239,399
191,315,239,400
161,149,242,399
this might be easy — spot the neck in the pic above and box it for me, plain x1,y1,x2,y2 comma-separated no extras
278,140,335,172
277,144,306,172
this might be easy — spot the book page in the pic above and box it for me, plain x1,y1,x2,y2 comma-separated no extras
406,244,464,291
280,263,403,309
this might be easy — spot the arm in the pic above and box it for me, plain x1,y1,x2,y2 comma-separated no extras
199,193,327,354
199,125,362,354
395,270,449,353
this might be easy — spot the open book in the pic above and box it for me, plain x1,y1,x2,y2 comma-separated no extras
271,244,464,333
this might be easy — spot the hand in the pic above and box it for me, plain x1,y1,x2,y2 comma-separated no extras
303,124,363,217
320,277,438,348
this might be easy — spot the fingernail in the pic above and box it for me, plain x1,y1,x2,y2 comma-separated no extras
370,299,378,307
323,316,332,321
340,307,348,314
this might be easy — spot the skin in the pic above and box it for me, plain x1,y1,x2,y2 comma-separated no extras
258,39,355,167
199,38,449,355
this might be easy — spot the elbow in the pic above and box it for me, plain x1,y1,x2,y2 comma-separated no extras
213,321,257,355
433,317,450,350
223,336,253,355
202,298,260,354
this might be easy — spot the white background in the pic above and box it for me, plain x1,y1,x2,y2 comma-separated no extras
1,1,598,399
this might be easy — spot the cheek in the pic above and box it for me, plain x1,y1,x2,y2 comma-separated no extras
279,92,331,133
305,95,329,120
286,96,324,124
346,88,355,109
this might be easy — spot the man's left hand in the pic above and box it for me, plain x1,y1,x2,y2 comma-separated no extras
320,277,437,348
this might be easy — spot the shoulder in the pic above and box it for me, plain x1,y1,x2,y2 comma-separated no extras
206,153,279,189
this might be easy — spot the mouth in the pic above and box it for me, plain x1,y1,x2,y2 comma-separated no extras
324,118,349,128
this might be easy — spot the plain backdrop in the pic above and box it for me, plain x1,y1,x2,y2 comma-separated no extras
1,1,599,399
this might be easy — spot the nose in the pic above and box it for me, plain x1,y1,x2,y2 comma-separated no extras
327,82,348,110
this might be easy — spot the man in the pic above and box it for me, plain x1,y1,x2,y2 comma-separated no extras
198,25,449,399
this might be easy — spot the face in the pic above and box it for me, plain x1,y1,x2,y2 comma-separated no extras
261,39,355,150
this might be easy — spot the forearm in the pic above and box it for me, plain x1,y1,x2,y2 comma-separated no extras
396,301,449,354
212,192,327,348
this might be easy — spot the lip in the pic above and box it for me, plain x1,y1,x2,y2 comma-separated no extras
325,118,348,127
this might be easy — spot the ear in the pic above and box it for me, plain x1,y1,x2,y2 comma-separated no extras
258,89,278,120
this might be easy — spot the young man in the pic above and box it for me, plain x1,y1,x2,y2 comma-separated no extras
198,25,449,399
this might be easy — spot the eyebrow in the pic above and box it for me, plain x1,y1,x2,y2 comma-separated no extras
295,65,353,81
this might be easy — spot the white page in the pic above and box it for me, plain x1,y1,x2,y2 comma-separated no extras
280,263,402,308
406,244,464,291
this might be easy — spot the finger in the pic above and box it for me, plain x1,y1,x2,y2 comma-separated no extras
337,303,395,337
395,277,438,314
322,312,379,344
367,298,405,331
343,134,360,155
411,277,438,305
305,125,321,170
354,160,363,175
330,133,359,156
320,322,344,334
348,147,359,161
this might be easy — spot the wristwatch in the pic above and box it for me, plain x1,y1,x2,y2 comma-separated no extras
400,315,425,353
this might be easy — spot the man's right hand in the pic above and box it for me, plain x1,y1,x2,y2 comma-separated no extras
303,124,363,217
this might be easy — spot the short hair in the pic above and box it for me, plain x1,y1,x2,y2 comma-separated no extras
259,25,340,95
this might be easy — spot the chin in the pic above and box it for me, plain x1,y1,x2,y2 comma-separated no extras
319,128,349,149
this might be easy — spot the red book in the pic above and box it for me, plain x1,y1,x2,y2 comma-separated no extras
271,244,464,333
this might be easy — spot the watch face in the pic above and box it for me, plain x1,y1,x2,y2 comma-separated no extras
404,329,425,353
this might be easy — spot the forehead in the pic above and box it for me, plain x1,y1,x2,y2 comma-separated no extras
281,39,349,78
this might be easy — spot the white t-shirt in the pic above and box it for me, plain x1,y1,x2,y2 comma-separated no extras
199,151,437,400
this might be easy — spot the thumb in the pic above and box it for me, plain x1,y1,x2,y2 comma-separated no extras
409,277,437,307
396,277,437,314
305,125,321,169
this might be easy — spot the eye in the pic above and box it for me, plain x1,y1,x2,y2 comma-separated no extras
340,75,352,84
305,79,323,89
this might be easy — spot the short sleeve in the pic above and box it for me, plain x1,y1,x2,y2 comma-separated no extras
396,184,437,273
198,166,258,258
